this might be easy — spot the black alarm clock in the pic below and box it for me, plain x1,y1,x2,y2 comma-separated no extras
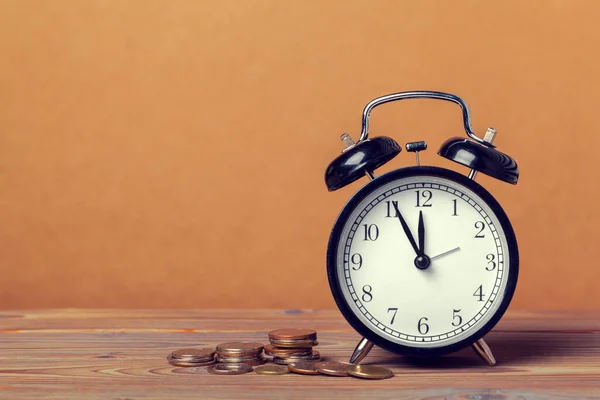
324,91,519,366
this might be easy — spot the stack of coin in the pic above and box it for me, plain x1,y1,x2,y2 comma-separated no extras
267,328,320,365
215,342,266,366
167,348,216,367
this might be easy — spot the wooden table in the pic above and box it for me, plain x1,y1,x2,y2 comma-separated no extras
1,309,599,399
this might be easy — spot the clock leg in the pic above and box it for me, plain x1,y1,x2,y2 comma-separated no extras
472,338,496,366
349,337,374,364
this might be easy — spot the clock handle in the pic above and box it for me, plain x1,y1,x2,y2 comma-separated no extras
358,91,495,149
349,337,374,364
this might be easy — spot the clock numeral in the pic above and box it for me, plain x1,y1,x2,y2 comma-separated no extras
351,253,363,270
452,199,458,216
385,201,398,218
474,221,486,238
361,285,373,302
473,285,486,302
387,307,398,324
418,317,430,334
415,190,433,207
362,224,379,241
452,309,462,327
486,253,496,271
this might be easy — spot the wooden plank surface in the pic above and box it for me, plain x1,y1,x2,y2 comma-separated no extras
0,309,599,399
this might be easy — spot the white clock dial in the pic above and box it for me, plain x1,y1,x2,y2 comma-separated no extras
334,173,514,349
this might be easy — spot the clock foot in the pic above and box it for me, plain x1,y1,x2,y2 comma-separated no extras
472,338,496,366
349,337,374,364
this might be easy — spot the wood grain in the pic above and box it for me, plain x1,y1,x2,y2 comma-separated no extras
0,310,599,399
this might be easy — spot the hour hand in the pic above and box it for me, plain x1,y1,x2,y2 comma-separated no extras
392,202,420,256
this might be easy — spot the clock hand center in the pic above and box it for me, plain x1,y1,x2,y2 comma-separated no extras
414,254,431,269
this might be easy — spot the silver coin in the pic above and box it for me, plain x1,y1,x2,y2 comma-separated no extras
264,344,313,357
169,355,215,364
217,357,267,366
273,351,320,365
216,354,263,362
167,355,216,367
216,342,264,354
207,363,253,375
171,348,216,359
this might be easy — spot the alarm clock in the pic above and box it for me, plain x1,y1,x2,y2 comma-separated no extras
324,91,519,366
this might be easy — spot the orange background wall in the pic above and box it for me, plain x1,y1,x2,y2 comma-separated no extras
0,0,598,310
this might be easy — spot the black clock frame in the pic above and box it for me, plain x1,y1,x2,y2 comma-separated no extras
326,166,519,357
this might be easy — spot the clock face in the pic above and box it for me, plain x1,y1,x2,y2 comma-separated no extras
327,166,518,356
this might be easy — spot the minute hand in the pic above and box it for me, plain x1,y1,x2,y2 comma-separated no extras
418,210,425,255
392,202,421,256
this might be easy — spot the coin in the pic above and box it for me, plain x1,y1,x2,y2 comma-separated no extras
216,354,263,362
264,344,313,357
171,348,215,359
167,358,216,367
269,339,318,348
216,349,263,357
269,328,317,341
207,363,253,375
254,365,290,375
288,361,320,375
272,351,320,365
216,356,267,366
347,364,394,380
315,361,351,377
216,342,264,354
168,353,215,362
295,350,320,360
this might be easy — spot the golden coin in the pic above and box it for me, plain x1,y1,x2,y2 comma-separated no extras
347,364,394,380
171,348,215,359
268,328,317,341
315,361,351,377
254,365,290,375
264,344,312,357
288,361,320,375
207,363,253,375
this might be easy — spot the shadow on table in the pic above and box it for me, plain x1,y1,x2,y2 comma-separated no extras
357,331,581,369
